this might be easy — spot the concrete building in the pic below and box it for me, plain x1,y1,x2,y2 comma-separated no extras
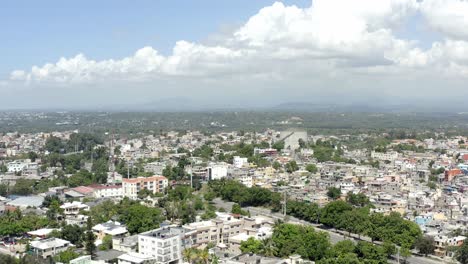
206,163,228,181
122,176,168,199
233,156,248,168
118,252,156,264
92,221,128,246
89,184,123,199
7,160,29,172
60,201,90,215
138,227,185,264
30,238,72,259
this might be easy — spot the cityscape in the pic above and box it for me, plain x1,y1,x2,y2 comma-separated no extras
2,1,468,264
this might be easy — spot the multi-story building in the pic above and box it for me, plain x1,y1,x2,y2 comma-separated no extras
92,221,128,246
122,176,168,199
89,184,123,199
233,156,248,168
65,214,88,228
206,163,228,180
138,227,186,264
60,201,90,215
7,160,29,172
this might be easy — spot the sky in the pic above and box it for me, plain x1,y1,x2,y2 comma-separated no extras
1,0,468,110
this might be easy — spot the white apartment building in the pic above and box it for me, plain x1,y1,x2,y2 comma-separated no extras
122,176,168,199
138,227,185,264
233,156,248,168
90,184,123,199
206,163,228,180
7,160,29,172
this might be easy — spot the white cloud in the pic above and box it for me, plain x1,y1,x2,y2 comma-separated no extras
420,0,468,40
7,0,468,95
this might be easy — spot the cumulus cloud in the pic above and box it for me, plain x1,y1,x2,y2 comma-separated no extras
7,0,468,95
420,0,468,40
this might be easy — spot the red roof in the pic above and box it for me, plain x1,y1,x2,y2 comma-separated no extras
72,186,95,194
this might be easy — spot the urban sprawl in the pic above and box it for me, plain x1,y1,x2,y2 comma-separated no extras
1,124,468,264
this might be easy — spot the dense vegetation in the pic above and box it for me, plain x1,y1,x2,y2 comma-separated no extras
209,179,422,251
241,223,396,263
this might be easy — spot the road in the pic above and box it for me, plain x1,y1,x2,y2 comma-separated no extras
212,198,445,264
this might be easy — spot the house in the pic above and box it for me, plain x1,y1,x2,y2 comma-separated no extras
30,238,72,259
6,195,44,210
92,221,128,246
64,186,95,199
27,228,59,239
65,214,89,227
118,252,156,264
60,201,90,215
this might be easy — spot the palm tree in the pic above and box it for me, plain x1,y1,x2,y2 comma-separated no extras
259,238,277,257
198,249,210,264
210,254,220,264
183,248,196,264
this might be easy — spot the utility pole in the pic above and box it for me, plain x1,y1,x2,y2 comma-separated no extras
283,191,287,217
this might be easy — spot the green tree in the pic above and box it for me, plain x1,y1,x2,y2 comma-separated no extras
84,217,96,257
457,242,468,264
332,240,356,257
320,201,352,228
346,193,371,207
327,187,341,200
240,237,262,253
272,161,281,170
61,224,83,246
231,203,248,216
285,161,299,173
99,234,113,250
382,241,397,258
415,236,434,256
11,178,34,195
306,164,318,173
54,249,79,263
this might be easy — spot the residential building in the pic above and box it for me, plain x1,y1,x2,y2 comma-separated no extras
92,221,128,245
30,238,72,259
118,252,156,264
138,226,185,264
60,201,90,215
233,156,248,168
206,163,228,180
122,176,168,199
89,184,123,199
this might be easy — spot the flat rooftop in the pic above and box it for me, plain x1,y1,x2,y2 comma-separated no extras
140,226,187,239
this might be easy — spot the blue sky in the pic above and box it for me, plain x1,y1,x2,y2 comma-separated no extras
2,0,468,110
0,0,309,79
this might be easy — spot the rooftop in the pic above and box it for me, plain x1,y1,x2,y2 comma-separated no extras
139,226,187,239
30,238,71,250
